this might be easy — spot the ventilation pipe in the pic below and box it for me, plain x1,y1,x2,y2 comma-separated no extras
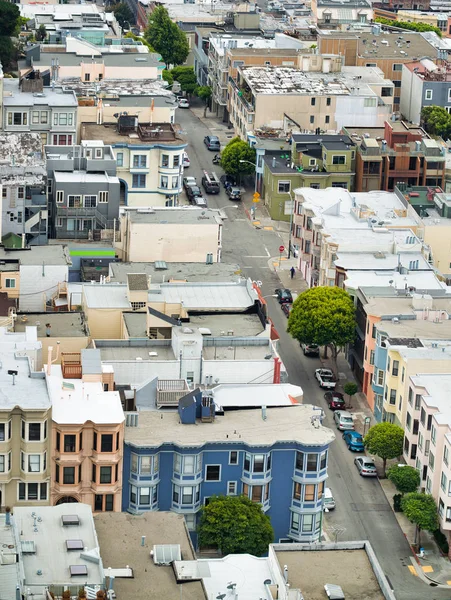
46,342,60,376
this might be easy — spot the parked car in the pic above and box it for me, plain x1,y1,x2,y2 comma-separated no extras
183,176,196,190
202,171,220,194
178,98,190,109
342,430,365,452
281,303,292,317
186,185,203,201
301,343,319,357
275,288,293,304
354,456,378,477
220,174,237,189
226,186,242,201
204,135,221,151
324,391,345,411
333,410,355,431
315,368,336,389
182,152,190,168
192,196,208,208
324,487,336,511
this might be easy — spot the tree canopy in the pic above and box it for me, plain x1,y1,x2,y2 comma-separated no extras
287,286,355,370
220,138,256,177
421,106,451,138
401,492,439,547
111,3,134,29
35,24,47,42
198,495,274,556
363,422,404,476
375,17,442,37
170,66,197,94
0,1,20,37
145,6,189,67
124,31,155,52
197,85,212,116
387,465,420,495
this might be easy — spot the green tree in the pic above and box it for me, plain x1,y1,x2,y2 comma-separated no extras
198,495,274,556
220,138,256,177
197,85,212,117
421,105,451,138
287,286,355,373
375,17,442,37
363,422,404,476
35,24,47,42
162,69,173,86
0,1,20,37
343,381,358,409
145,6,189,67
124,31,155,52
170,66,197,94
401,492,439,547
387,464,420,495
111,3,134,29
0,36,15,70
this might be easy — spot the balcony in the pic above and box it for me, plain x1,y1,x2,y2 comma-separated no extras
156,379,190,408
61,352,82,379
56,206,108,229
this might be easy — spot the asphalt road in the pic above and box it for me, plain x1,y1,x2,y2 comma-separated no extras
177,108,448,600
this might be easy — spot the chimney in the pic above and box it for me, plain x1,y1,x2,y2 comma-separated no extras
47,346,53,376
273,357,281,383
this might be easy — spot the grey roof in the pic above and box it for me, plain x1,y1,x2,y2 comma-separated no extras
54,172,120,184
81,348,102,374
122,312,147,338
2,80,77,107
83,284,130,309
0,245,71,266
19,52,163,69
127,208,222,225
387,338,424,348
14,312,88,337
0,513,21,598
147,306,179,325
109,261,242,284
0,132,44,166
127,273,148,291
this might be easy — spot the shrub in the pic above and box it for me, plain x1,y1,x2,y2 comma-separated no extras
433,529,449,555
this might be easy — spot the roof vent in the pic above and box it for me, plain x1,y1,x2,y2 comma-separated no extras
152,544,181,565
62,515,80,526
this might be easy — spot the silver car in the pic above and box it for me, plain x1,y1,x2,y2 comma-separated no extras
354,456,378,477
333,410,354,431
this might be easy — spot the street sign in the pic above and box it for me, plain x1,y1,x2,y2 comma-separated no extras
253,192,260,203
279,245,285,253
253,192,260,198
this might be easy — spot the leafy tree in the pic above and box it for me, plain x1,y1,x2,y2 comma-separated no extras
35,24,47,42
375,17,442,37
198,495,274,556
162,69,173,86
145,6,189,67
221,138,256,177
343,381,358,408
124,31,155,52
0,36,15,70
401,492,439,547
363,422,404,476
387,464,420,495
170,66,197,94
287,286,355,372
111,3,134,29
0,1,20,37
421,105,451,138
197,85,212,117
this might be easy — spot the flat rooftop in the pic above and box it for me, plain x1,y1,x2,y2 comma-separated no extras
3,79,77,107
344,270,446,292
240,65,350,95
97,343,176,362
54,172,120,185
109,261,242,284
95,512,205,600
14,312,88,338
276,548,385,600
0,513,21,599
0,244,71,266
335,251,430,271
203,343,274,361
411,373,451,425
125,207,222,225
189,313,265,336
380,317,451,340
81,122,185,147
123,312,147,338
125,405,335,448
60,78,174,100
212,383,303,409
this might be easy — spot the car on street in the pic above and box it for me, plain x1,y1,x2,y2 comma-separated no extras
186,185,203,201
333,410,354,431
281,303,292,317
204,135,221,151
192,196,208,208
220,174,237,189
275,288,293,304
301,343,320,357
226,186,242,201
178,98,190,109
324,391,345,411
354,456,378,477
315,368,336,389
324,487,336,511
202,172,220,194
183,176,196,190
342,430,365,452
182,152,190,168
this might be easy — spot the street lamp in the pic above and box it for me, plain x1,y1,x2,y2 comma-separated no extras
239,159,258,193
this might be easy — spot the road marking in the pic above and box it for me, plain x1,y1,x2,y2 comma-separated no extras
244,255,271,258
253,220,261,225
264,246,270,257
408,566,418,576
422,566,433,573
263,226,273,231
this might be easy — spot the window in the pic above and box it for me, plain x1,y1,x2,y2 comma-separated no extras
52,134,73,146
116,152,124,167
27,422,43,441
59,113,68,126
389,389,396,405
291,512,300,532
406,412,412,431
439,498,444,517
326,97,331,106
0,422,10,441
309,115,314,124
131,454,138,473
174,454,201,474
0,452,11,473
444,446,449,467
278,181,290,194
85,74,91,82
377,369,384,386
160,175,168,189
101,434,113,453
296,451,304,470
105,494,114,511
139,487,151,504
56,191,64,203
253,455,264,473
293,482,301,500
18,482,47,501
320,451,327,470
133,155,147,168
5,279,15,289
311,98,316,106
63,467,75,484
227,481,237,495
17,211,22,224
229,451,238,465
41,111,48,124
393,64,403,71
132,174,146,188
205,465,220,481
32,111,39,124
302,514,313,532
172,175,179,189
173,484,200,505
441,471,447,492
392,360,399,376
100,466,112,484
431,425,437,446
99,191,109,203
325,115,330,125
130,485,137,503
64,435,76,453
415,395,422,411
332,156,346,165
402,367,405,382
306,453,317,472
84,195,97,208
429,452,435,472
140,456,151,474
8,112,28,126
425,89,433,100
304,484,315,501
364,98,377,108
2,188,6,199
161,154,169,167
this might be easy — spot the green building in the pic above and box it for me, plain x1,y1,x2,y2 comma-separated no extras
262,133,356,221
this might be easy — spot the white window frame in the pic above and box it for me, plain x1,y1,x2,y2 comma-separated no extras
227,481,237,495
83,195,97,208
309,159,316,167
278,180,290,194
205,464,221,482
0,452,11,473
99,191,109,203
5,278,15,289
229,451,238,465
425,89,433,100
56,191,64,204
95,148,103,159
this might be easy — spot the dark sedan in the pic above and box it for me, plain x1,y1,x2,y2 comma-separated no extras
324,391,345,411
275,288,293,304
186,185,203,201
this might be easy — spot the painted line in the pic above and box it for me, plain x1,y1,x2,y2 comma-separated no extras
408,566,418,576
253,220,261,225
422,566,433,573
264,247,270,257
244,255,271,258
263,226,274,231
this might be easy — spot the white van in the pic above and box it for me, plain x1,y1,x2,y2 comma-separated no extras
324,487,336,511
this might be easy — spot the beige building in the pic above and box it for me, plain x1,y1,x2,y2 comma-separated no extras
115,207,223,263
0,328,50,510
46,348,124,512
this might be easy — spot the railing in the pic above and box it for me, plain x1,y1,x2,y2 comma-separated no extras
61,352,82,379
56,206,108,228
157,379,190,407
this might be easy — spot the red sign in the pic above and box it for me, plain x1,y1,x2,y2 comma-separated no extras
279,245,285,253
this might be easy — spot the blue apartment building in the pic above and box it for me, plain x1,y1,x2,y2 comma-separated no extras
122,390,335,546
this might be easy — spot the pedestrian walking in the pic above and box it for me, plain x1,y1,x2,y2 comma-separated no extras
290,266,295,279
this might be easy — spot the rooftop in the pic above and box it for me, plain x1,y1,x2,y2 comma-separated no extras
81,122,185,147
188,313,265,336
83,284,130,309
60,78,174,101
19,49,163,70
240,65,350,95
411,373,451,425
0,244,71,266
0,132,44,167
3,79,78,107
212,383,303,409
335,251,429,271
94,512,205,600
14,312,88,338
54,172,120,184
122,312,147,338
124,207,222,225
14,504,103,591
0,513,21,599
97,342,176,364
125,404,335,448
344,269,447,293
108,261,242,284
379,317,451,340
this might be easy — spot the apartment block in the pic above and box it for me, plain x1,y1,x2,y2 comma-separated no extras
401,59,451,125
46,141,120,239
81,117,187,207
45,348,124,512
122,392,334,544
312,0,373,26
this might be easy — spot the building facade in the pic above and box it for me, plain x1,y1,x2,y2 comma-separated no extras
401,59,451,125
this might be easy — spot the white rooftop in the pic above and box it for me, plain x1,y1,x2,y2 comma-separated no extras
212,383,303,409
54,172,120,184
45,363,124,425
83,284,130,309
410,373,451,426
344,270,447,293
199,554,271,600
335,251,430,271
